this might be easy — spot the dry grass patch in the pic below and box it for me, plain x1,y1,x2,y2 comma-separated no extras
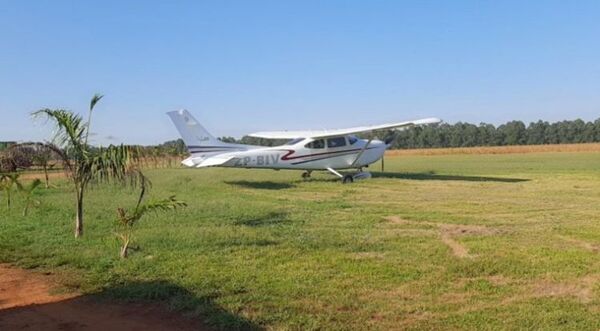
453,275,513,288
349,252,386,260
384,216,501,258
439,233,472,258
18,171,66,181
499,274,600,305
384,216,412,225
556,235,600,252
530,276,597,303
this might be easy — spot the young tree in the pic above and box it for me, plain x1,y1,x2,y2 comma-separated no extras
17,178,42,216
33,94,143,238
115,176,186,258
32,146,54,188
0,173,19,209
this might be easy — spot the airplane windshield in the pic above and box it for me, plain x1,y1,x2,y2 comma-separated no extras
348,135,358,145
286,138,305,145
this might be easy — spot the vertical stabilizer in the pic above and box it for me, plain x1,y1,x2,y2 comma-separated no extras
166,109,226,149
167,109,255,157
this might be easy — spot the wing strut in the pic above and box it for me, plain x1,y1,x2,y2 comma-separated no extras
326,167,344,178
350,138,372,167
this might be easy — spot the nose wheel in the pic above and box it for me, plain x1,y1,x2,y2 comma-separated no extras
326,167,371,184
342,175,354,184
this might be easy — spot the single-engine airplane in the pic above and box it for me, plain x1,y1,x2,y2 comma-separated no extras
167,110,440,183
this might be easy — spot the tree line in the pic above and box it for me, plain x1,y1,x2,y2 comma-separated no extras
0,139,189,174
219,118,600,149
4,118,600,173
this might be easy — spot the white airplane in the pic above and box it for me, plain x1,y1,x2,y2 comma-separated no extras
167,110,440,183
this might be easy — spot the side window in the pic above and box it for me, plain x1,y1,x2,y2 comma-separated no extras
348,136,358,145
327,137,347,148
286,138,305,145
305,139,325,149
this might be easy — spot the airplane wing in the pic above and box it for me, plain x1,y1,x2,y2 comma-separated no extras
247,117,441,139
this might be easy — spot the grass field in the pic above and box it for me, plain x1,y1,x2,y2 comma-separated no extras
386,142,600,156
1,152,600,330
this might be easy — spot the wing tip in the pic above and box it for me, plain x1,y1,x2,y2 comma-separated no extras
416,117,442,125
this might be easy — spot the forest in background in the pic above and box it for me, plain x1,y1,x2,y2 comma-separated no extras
218,118,600,149
4,118,600,172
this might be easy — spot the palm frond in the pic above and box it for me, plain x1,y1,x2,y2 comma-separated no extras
137,196,187,216
1,173,20,185
115,195,185,229
90,94,104,112
22,179,42,193
86,144,145,187
32,109,86,155
0,173,19,208
85,93,104,145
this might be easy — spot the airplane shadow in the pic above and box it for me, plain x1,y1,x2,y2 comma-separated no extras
225,180,296,190
371,171,529,183
233,211,291,227
0,280,262,331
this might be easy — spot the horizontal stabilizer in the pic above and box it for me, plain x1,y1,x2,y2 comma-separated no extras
181,155,235,168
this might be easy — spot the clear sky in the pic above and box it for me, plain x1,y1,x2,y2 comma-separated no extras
1,1,599,145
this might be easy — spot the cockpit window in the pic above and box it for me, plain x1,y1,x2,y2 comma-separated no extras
286,138,305,145
305,139,325,149
327,137,347,148
347,135,358,145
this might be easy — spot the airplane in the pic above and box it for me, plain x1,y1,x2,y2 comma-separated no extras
167,110,441,183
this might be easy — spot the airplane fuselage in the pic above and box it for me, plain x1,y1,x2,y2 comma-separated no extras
168,109,439,181
183,137,387,170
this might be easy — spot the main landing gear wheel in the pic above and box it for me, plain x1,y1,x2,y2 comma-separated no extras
342,174,354,184
301,171,312,180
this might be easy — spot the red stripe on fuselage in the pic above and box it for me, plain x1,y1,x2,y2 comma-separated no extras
278,147,375,161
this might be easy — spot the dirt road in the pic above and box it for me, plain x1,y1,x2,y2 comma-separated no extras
0,264,209,330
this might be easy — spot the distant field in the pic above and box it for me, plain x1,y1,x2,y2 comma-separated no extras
1,152,600,330
387,142,600,155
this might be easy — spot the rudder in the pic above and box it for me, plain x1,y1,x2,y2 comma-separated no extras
167,109,225,149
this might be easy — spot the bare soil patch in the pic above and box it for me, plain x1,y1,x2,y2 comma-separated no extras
0,264,210,331
18,171,67,181
0,265,77,309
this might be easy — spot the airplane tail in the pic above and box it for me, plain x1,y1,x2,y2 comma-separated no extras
167,109,232,154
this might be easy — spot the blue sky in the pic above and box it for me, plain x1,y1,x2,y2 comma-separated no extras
1,1,599,145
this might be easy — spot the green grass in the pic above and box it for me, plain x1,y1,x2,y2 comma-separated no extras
1,152,600,330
